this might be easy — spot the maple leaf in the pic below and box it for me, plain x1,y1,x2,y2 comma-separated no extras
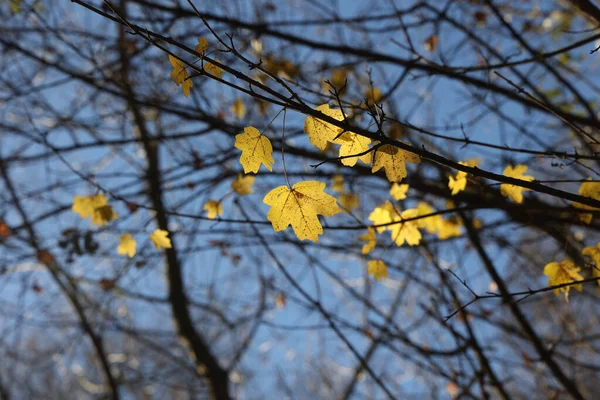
234,126,274,173
0,221,10,238
204,200,223,219
365,87,382,107
196,37,208,54
573,179,600,224
359,227,376,255
448,159,478,196
368,201,397,233
263,181,341,242
367,260,388,280
339,193,359,211
72,194,108,219
205,59,224,78
415,202,442,234
543,259,583,301
500,164,534,203
372,144,420,182
168,55,192,97
231,98,246,119
436,218,462,240
117,233,136,258
331,175,345,193
388,208,422,246
582,243,600,286
231,174,255,195
304,104,351,150
390,183,409,200
150,229,172,249
91,205,118,226
339,133,371,166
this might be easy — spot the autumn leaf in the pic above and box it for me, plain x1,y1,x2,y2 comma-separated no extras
573,179,600,224
365,87,382,107
448,159,478,196
168,54,192,97
72,194,108,219
415,202,442,234
0,221,11,238
234,126,275,173
372,144,420,182
390,183,409,200
368,201,397,233
367,260,388,280
231,174,255,195
231,98,246,119
205,59,224,78
304,104,351,150
196,37,208,54
582,242,600,286
339,133,371,166
436,218,462,240
543,259,583,301
91,205,118,226
150,229,172,249
339,193,359,211
500,164,534,203
204,200,223,219
331,175,345,193
117,233,136,258
263,181,341,242
388,208,422,246
359,227,376,255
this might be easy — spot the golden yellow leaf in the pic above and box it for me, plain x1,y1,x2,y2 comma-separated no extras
168,54,192,97
331,175,345,193
196,37,208,54
365,87,382,106
91,205,118,226
150,229,172,249
436,218,462,240
234,126,274,173
72,194,108,219
205,59,224,79
304,104,351,150
543,260,583,300
203,200,223,219
582,243,600,286
359,227,376,255
372,144,420,182
368,201,397,233
390,183,409,200
573,179,600,224
367,259,388,280
263,181,341,242
415,202,442,234
117,233,136,258
339,193,359,211
448,159,478,196
388,208,422,246
231,98,246,119
322,68,349,92
339,133,371,166
500,164,534,203
231,174,255,195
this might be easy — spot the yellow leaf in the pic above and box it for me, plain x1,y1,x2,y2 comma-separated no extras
322,68,349,92
234,126,274,173
304,104,351,150
368,201,397,233
359,227,376,255
263,181,341,242
117,233,136,258
582,243,600,286
205,59,224,79
196,37,208,54
339,193,359,211
231,174,255,195
331,175,345,193
91,205,118,226
388,208,422,246
436,218,462,240
72,194,108,219
448,159,478,196
168,55,192,97
365,87,382,106
390,183,409,201
203,200,223,219
573,178,600,224
500,164,534,203
367,259,388,280
339,133,371,166
372,144,420,182
543,260,583,300
231,98,246,119
150,229,172,249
